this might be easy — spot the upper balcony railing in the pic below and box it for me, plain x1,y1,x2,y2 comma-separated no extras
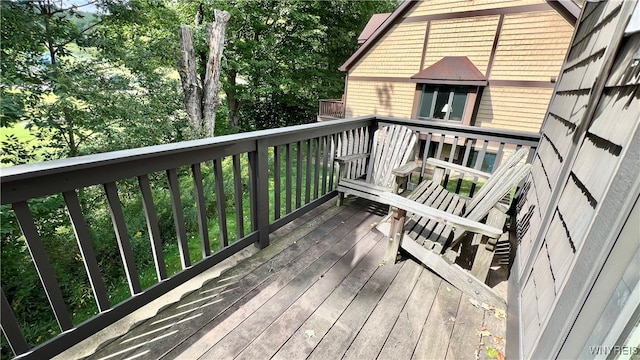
318,99,345,120
0,116,540,359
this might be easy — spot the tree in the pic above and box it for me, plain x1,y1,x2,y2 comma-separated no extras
178,9,230,137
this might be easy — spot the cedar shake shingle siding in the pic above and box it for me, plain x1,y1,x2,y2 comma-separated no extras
511,1,639,358
341,0,576,133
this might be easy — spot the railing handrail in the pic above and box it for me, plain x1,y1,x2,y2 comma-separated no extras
0,116,376,205
0,115,541,359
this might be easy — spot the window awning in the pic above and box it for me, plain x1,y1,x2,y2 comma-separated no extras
411,56,487,86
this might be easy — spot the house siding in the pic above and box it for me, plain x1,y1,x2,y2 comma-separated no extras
490,11,574,81
343,0,574,134
475,86,553,131
423,15,500,75
350,22,426,78
344,80,415,119
403,0,547,18
512,1,640,358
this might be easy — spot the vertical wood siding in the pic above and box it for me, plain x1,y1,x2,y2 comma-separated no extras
490,11,573,81
344,81,415,118
350,22,426,78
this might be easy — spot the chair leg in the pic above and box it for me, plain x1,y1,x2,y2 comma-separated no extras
384,208,406,264
337,192,345,206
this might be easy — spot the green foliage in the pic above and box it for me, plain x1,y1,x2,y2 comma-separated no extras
0,1,398,357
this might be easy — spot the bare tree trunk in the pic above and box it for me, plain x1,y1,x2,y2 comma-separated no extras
226,69,242,131
202,10,231,137
178,10,230,138
177,26,203,134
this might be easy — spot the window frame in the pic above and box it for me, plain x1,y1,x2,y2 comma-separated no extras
417,85,470,122
414,84,480,126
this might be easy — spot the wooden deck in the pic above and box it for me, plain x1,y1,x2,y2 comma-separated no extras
81,199,507,360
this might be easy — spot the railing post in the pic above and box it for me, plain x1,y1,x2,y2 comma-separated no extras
250,139,270,249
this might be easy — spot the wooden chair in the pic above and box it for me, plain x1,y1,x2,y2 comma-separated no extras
378,148,531,308
336,124,418,206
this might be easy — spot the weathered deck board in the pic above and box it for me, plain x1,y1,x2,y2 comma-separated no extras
341,260,424,360
79,198,506,360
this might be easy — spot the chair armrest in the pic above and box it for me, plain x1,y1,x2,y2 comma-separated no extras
335,153,370,164
426,158,491,179
379,192,503,238
392,161,420,177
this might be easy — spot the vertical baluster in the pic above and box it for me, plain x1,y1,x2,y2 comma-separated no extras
213,159,229,247
165,170,191,269
63,190,110,311
296,141,302,209
305,139,312,204
10,202,73,331
285,143,293,214
328,134,336,190
314,137,321,199
470,140,489,197
233,154,245,238
273,146,281,220
456,138,474,194
494,142,506,173
443,136,459,188
421,132,433,180
191,163,211,257
104,182,143,293
321,136,329,195
1,287,29,356
251,140,270,249
138,174,167,281
248,152,258,232
435,134,445,160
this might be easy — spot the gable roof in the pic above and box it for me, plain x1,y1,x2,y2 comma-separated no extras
358,13,392,44
339,0,581,72
411,56,487,86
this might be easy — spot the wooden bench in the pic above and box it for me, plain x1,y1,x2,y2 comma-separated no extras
336,125,418,206
377,148,531,309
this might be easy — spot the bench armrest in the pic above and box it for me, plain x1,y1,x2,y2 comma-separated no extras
335,153,370,164
426,158,491,179
392,161,420,177
379,192,503,239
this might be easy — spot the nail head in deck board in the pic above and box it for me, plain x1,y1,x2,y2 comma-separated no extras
413,281,463,360
196,213,382,359
161,208,373,359
377,267,441,360
89,203,358,360
343,260,425,360
235,233,386,360
272,239,391,360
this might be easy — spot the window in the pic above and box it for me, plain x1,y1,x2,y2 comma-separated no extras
418,85,471,122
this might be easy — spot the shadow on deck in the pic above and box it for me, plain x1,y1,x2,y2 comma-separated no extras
60,199,508,360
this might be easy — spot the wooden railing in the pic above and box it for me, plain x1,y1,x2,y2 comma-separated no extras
318,99,345,119
0,116,539,359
